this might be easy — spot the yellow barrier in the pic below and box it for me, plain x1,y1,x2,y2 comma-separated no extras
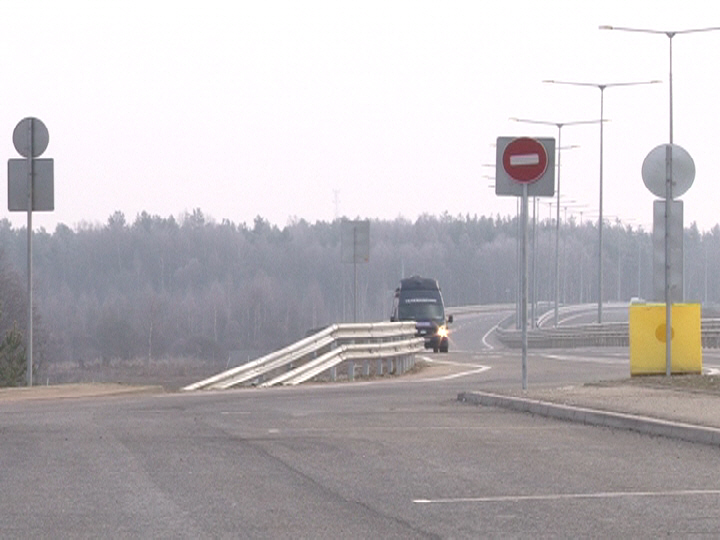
629,303,702,376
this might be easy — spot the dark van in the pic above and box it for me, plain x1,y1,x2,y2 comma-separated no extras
390,276,453,352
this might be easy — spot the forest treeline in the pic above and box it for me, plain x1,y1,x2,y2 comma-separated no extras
0,209,718,381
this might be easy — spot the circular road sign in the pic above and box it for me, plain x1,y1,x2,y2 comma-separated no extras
502,137,548,183
13,117,49,158
641,143,695,199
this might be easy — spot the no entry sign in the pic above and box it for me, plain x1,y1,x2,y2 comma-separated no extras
495,136,555,197
502,137,548,182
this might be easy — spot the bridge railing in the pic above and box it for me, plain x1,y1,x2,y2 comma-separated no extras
183,321,424,391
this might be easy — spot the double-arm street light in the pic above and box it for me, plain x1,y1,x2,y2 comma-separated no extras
510,117,602,327
601,25,720,375
600,26,720,144
543,79,661,323
530,145,577,327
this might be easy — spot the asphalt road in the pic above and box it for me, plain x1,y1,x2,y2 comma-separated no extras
2,311,720,538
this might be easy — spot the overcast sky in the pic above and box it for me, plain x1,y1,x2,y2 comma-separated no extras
2,1,720,232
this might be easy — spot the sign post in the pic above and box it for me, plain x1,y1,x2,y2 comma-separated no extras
341,219,370,323
642,143,695,376
8,117,54,386
496,137,555,390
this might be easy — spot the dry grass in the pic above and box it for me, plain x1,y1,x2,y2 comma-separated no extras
591,374,720,395
40,357,227,391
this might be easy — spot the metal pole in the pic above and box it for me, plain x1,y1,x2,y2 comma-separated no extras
580,212,585,303
665,34,674,376
669,34,674,145
521,184,529,390
26,120,34,387
638,236,642,298
516,198,521,328
563,206,568,303
510,116,602,325
598,87,605,323
665,144,672,376
704,243,708,305
542,79,660,320
554,126,562,327
353,226,358,323
531,196,537,327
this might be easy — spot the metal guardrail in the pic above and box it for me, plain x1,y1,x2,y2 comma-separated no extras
183,322,424,391
446,304,515,316
701,319,720,348
260,336,423,387
535,302,626,328
185,307,720,390
496,318,720,349
496,322,630,348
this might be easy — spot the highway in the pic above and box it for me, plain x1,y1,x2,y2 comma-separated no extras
2,310,720,537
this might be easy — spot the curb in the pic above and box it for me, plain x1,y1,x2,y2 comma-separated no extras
458,391,720,447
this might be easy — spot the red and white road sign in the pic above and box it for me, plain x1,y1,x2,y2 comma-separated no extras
502,137,548,183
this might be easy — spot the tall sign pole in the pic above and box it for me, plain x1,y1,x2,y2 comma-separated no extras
26,124,34,386
665,144,672,376
496,136,555,390
8,117,54,386
642,143,694,376
520,183,529,386
341,219,370,323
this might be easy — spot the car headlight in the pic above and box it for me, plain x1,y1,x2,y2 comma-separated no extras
437,325,448,338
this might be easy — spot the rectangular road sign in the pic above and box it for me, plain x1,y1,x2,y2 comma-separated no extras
495,137,555,197
341,219,370,263
8,158,54,211
653,200,683,302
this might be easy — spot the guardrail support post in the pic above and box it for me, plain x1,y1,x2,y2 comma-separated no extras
348,360,355,381
363,360,370,378
377,358,383,376
330,366,337,382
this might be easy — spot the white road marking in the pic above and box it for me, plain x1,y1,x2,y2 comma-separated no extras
414,489,720,504
509,153,540,166
481,324,498,350
418,356,492,382
540,353,625,365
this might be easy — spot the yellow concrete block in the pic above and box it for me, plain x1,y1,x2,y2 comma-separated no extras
629,303,702,376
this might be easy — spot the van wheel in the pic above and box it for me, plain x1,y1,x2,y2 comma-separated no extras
440,339,449,353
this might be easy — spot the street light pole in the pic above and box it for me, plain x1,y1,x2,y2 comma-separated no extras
600,25,720,143
510,117,602,327
600,25,720,376
543,79,660,323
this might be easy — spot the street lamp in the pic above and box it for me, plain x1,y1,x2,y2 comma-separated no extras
543,78,661,323
487,170,521,325
599,26,720,144
600,25,720,375
510,117,602,327
561,201,589,304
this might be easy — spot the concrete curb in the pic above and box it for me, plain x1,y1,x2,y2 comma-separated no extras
458,391,720,447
